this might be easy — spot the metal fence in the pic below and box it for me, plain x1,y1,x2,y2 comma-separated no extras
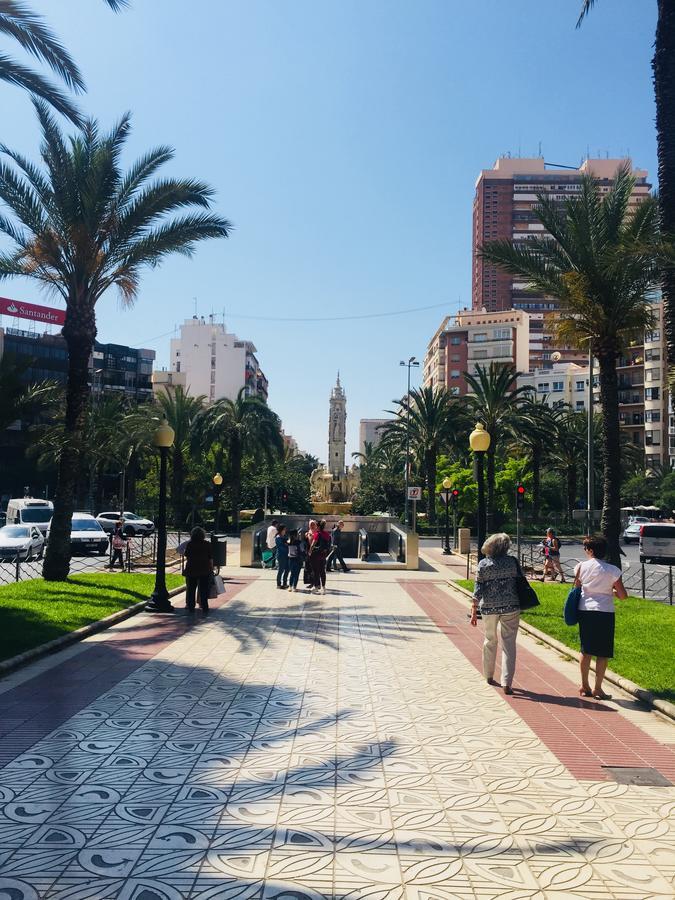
0,530,188,585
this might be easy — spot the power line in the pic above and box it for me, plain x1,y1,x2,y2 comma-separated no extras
227,301,450,323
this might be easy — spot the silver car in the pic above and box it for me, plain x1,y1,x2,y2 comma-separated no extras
96,511,155,537
0,524,45,561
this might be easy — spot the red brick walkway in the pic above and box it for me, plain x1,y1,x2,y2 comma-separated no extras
0,578,255,767
403,579,675,782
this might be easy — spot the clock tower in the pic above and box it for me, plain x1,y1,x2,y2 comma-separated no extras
328,372,346,477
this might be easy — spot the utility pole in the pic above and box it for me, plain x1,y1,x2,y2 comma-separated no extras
400,356,419,527
587,343,594,536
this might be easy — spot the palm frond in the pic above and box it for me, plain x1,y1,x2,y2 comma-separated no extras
576,0,596,28
0,53,81,123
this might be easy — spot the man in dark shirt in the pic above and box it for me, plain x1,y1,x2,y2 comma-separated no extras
327,520,350,573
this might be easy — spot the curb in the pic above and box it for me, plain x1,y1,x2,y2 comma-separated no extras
0,584,186,679
446,579,675,725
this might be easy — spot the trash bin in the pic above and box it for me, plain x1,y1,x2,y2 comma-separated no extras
211,534,227,567
457,527,471,555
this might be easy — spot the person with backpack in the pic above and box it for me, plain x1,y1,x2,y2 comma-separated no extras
308,519,331,594
275,524,290,590
287,529,303,592
108,519,127,570
541,528,565,582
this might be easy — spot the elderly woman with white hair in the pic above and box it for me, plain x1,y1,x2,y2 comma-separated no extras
470,532,521,695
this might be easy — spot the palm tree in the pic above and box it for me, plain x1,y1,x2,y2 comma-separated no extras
380,386,464,525
480,165,661,565
514,397,558,521
155,387,207,527
201,388,284,529
0,103,231,579
578,1,675,368
0,0,125,123
0,352,57,430
463,363,531,529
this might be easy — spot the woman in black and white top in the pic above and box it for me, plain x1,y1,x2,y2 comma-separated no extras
471,532,520,695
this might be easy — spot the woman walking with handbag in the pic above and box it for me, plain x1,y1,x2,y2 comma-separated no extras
573,534,627,699
183,526,214,614
470,532,522,695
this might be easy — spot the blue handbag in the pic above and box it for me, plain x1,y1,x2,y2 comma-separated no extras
564,586,581,626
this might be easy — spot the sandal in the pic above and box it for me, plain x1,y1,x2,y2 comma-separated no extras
579,687,592,697
503,685,513,695
592,690,612,701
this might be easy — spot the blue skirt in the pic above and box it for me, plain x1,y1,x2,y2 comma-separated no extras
578,610,615,658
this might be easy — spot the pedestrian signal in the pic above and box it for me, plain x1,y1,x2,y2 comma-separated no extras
516,483,526,510
451,488,459,507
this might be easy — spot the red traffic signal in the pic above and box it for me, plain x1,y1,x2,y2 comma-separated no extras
516,483,525,509
450,488,459,506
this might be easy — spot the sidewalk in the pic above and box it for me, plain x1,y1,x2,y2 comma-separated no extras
0,562,673,898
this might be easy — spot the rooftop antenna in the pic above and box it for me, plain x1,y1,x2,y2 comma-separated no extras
193,296,197,316
538,140,542,157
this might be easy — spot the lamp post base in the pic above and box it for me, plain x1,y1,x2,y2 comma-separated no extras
146,590,174,613
442,546,451,555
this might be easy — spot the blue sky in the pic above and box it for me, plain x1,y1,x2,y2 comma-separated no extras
1,0,657,461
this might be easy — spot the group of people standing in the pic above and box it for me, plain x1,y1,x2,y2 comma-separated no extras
266,518,351,594
472,532,626,700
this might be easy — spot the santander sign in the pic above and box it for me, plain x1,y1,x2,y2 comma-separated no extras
0,296,65,326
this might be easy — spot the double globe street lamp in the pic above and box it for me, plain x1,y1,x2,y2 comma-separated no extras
147,417,175,614
469,423,491,562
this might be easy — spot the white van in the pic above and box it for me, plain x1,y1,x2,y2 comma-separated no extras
639,523,675,564
5,498,54,535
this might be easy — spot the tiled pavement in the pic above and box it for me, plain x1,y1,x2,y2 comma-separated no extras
0,565,673,898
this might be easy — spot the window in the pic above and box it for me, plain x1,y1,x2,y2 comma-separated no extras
175,351,180,357
493,328,510,340
575,380,584,391
537,383,549,393
552,381,564,392
473,333,488,343
451,370,460,378
646,330,661,342
450,386,460,396
175,362,180,372
646,387,661,400
473,350,487,360
645,348,660,361
576,400,585,410
646,430,661,446
451,354,460,362
646,368,661,382
645,410,661,423
450,336,462,345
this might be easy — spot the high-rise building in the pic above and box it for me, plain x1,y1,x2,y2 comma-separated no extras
328,373,346,476
423,308,530,396
472,156,651,369
169,316,268,404
358,418,390,456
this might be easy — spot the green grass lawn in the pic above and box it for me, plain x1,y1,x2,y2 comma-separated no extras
457,579,675,702
0,573,183,663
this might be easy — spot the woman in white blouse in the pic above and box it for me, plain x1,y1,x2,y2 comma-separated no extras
573,534,627,700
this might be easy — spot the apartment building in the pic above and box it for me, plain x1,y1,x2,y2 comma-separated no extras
423,308,530,396
169,316,268,404
472,156,651,369
358,418,390,455
517,363,590,413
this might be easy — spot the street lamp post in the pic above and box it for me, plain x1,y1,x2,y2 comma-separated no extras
469,423,491,562
440,476,452,554
146,418,175,613
400,356,419,528
213,472,223,533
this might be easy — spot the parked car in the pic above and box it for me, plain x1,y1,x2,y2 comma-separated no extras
48,513,109,556
5,498,53,535
640,522,675,564
96,511,154,537
622,522,642,544
0,525,45,561
628,515,650,525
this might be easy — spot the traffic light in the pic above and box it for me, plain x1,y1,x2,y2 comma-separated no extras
282,490,288,508
516,483,526,510
451,488,459,507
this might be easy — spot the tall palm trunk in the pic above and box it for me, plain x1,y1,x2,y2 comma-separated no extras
230,438,243,530
43,309,95,580
566,465,577,524
654,1,675,367
171,446,184,527
531,445,542,520
424,448,437,525
597,351,622,566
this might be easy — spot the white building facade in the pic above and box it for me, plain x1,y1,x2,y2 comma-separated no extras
358,418,390,456
169,316,268,404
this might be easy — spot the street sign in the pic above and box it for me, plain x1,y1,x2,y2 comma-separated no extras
407,486,422,501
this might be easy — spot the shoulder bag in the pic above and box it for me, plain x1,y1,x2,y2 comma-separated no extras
515,560,540,610
564,586,581,626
